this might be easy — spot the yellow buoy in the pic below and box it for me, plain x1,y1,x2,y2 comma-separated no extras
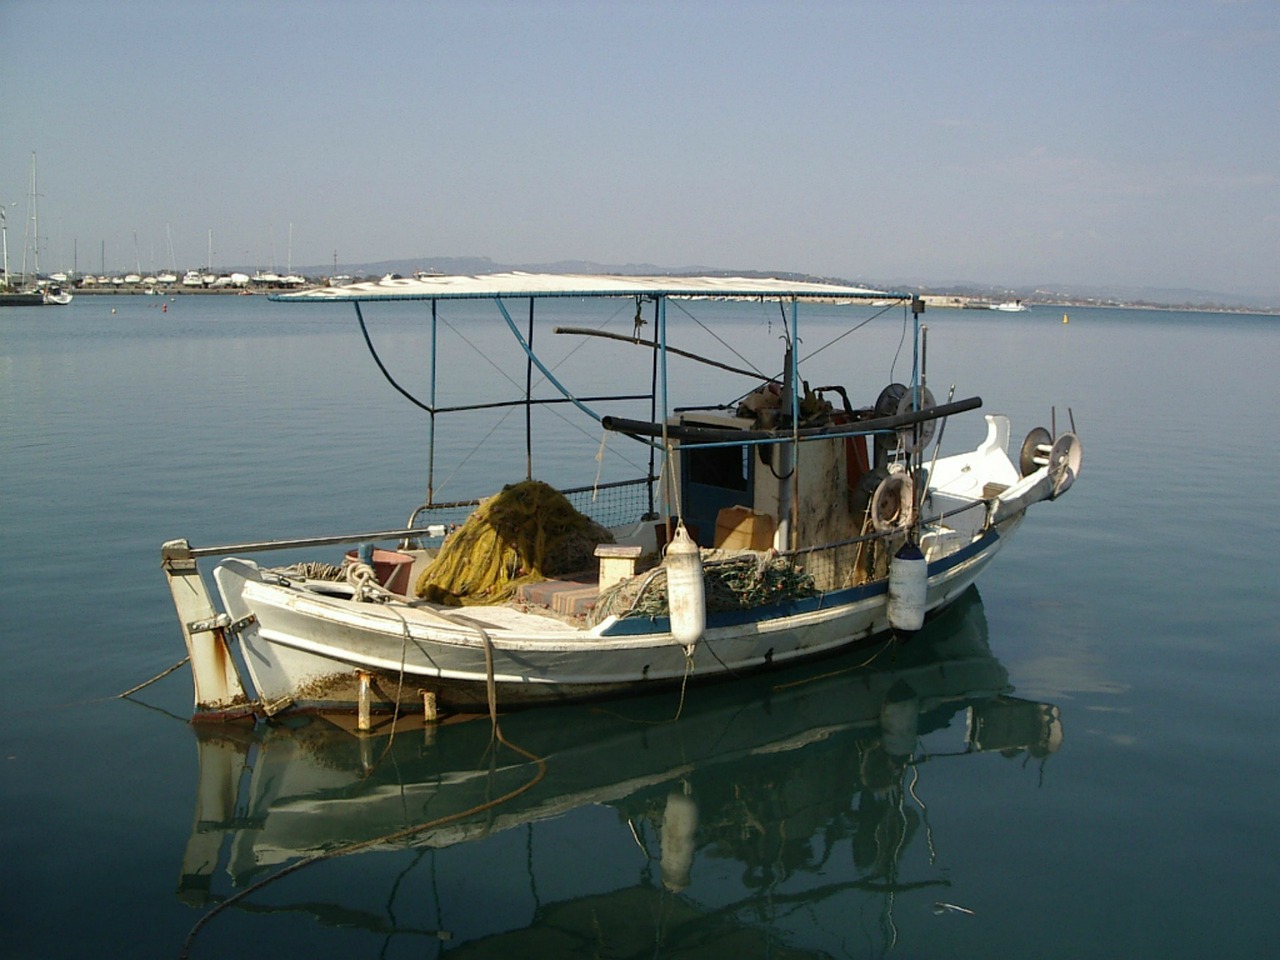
1062,313,1069,324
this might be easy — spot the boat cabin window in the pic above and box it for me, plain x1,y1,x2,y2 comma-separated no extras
686,444,749,492
681,442,754,546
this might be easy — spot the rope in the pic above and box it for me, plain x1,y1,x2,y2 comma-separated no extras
670,647,695,723
116,657,190,699
343,561,417,758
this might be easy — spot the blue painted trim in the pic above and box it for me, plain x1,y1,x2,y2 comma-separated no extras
598,529,1000,637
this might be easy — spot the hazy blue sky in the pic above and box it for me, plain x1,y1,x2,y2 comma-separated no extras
4,0,1277,296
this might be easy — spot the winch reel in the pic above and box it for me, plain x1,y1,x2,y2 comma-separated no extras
1019,425,1083,498
873,383,937,454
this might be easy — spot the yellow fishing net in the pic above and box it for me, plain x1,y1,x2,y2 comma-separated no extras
414,480,614,605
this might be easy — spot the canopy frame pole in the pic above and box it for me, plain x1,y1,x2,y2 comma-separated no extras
647,296,660,520
525,297,535,480
783,300,793,555
910,297,925,536
659,295,677,531
493,296,602,422
426,299,439,505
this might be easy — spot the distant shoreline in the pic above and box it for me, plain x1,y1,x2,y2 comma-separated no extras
62,284,1278,316
37,284,1280,317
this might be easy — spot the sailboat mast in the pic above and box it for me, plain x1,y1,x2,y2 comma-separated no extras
31,152,39,280
20,151,38,282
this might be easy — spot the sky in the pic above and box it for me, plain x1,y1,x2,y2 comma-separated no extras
3,0,1278,299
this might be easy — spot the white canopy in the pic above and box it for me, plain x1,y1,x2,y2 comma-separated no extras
271,271,898,303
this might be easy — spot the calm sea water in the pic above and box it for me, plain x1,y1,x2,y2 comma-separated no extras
1,293,1277,958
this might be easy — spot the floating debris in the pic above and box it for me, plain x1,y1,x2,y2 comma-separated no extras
933,901,976,916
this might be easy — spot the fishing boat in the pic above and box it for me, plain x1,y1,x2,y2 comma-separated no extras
161,272,1082,722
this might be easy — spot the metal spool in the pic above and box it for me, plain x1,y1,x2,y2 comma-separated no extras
895,386,937,453
874,382,909,418
1019,426,1053,477
873,383,909,451
1048,432,1083,498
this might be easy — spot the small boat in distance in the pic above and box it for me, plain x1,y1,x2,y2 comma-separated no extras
992,300,1029,312
41,283,72,305
161,273,1082,723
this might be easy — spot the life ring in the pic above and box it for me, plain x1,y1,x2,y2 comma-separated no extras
871,472,915,533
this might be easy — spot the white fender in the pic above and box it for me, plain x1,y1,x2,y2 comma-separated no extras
887,542,927,632
665,523,706,646
660,787,699,891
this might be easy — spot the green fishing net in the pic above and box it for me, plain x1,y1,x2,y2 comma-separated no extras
591,552,818,625
415,480,614,606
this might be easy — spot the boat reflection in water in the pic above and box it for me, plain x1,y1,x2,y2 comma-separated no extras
178,586,1061,956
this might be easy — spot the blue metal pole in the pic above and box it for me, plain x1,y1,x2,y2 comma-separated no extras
427,299,438,503
659,295,673,523
493,296,602,422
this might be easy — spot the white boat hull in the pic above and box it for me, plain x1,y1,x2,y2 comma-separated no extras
211,526,1008,714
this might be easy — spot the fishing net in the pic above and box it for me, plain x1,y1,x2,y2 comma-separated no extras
415,480,614,606
591,551,818,625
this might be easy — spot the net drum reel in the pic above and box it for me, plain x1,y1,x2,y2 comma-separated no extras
1019,426,1083,498
1019,426,1053,476
896,386,937,454
1048,432,1083,498
873,383,938,458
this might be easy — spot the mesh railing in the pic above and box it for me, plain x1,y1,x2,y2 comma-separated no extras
406,476,656,535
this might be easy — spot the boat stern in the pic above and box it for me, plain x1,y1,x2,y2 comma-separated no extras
160,540,258,721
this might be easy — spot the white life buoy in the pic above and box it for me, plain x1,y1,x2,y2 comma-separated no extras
871,472,915,533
